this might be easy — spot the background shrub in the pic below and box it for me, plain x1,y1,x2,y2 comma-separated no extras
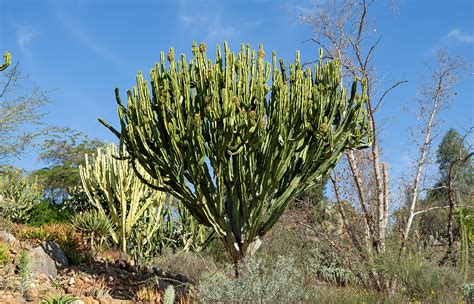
195,256,310,304
26,201,71,226
152,249,217,282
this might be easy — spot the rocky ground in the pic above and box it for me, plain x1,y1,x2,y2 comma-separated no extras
0,231,193,303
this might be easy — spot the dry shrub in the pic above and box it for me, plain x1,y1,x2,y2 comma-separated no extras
152,249,217,282
195,255,310,303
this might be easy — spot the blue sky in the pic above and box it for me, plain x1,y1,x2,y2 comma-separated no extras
1,0,473,186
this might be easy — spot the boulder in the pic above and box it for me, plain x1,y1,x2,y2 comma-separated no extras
0,230,19,245
23,288,47,302
27,246,58,278
41,241,69,267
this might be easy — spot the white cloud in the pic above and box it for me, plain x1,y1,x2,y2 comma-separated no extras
445,28,474,44
178,0,237,43
206,15,236,42
16,25,39,54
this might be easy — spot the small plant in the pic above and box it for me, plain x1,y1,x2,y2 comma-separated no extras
461,284,474,304
318,265,358,287
62,245,93,266
136,286,161,303
17,250,30,291
163,285,175,304
41,294,78,304
15,225,53,242
71,210,114,253
92,276,111,298
0,242,12,265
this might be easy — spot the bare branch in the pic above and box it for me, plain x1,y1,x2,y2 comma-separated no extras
373,80,408,112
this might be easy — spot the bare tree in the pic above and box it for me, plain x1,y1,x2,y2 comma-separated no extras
0,63,50,163
300,0,406,259
400,50,469,252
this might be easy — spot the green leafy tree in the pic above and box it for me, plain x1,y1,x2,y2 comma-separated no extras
419,129,473,243
26,201,71,226
31,129,106,202
436,128,473,193
100,42,371,265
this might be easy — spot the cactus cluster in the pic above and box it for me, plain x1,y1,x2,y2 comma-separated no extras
130,198,213,267
100,42,371,263
79,143,166,253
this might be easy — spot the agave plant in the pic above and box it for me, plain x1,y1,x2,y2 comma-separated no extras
41,294,78,304
71,210,115,253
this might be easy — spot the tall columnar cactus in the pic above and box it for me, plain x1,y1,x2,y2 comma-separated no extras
0,51,11,71
100,42,371,264
79,143,165,253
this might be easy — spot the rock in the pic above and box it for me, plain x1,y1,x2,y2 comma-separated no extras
27,246,58,278
0,294,14,304
81,297,100,304
98,299,133,304
41,241,69,267
68,277,76,285
70,300,85,304
12,296,27,304
23,288,47,302
0,230,19,245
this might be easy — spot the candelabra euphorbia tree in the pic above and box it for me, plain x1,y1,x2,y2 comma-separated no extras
100,42,371,265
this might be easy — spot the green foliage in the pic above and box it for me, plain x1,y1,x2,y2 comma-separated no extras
0,168,43,223
17,249,30,291
71,210,114,254
316,265,358,287
61,185,93,213
101,42,371,264
458,207,474,279
129,205,169,266
461,284,474,303
26,201,71,226
80,143,167,253
310,286,407,304
40,294,78,304
418,128,473,246
129,201,214,268
0,242,11,265
0,51,11,71
196,256,309,303
32,129,106,202
163,285,175,304
372,250,463,301
436,128,472,183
